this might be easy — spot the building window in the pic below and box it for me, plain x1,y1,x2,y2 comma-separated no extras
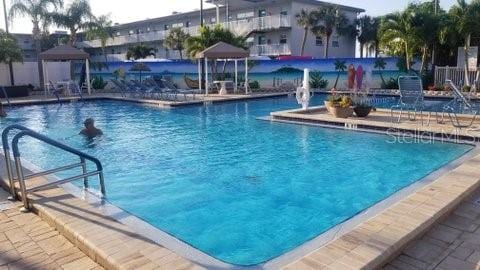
332,36,339,48
186,21,191,27
128,30,135,35
164,25,170,30
258,36,266,45
146,27,151,32
316,36,323,46
209,17,216,23
258,9,267,17
116,32,121,36
172,22,184,28
280,10,288,16
280,34,287,44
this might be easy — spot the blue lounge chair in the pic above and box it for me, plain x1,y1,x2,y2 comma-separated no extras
443,80,479,128
391,76,426,124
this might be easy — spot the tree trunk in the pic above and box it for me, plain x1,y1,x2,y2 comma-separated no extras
464,34,471,86
405,42,410,71
360,43,364,58
33,24,44,91
324,35,331,58
102,47,109,70
179,49,183,60
300,28,308,56
420,46,428,75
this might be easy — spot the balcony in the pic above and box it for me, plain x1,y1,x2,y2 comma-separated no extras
250,44,291,56
78,15,291,49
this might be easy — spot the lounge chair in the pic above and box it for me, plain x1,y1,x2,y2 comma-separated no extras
110,79,129,97
390,76,427,124
68,81,83,99
442,80,479,128
47,81,62,101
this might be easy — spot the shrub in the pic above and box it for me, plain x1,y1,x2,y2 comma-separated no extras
249,80,260,90
326,95,352,108
92,76,108,90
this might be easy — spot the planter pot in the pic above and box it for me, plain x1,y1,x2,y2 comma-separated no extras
354,106,372,117
324,101,353,118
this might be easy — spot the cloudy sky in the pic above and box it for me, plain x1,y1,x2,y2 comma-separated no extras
2,0,459,34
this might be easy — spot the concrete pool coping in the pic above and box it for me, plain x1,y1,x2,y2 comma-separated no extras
2,96,480,269
2,92,291,108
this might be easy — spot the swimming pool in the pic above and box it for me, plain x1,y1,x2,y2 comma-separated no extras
1,96,473,265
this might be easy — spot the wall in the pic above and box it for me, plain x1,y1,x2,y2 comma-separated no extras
84,57,407,90
0,62,71,88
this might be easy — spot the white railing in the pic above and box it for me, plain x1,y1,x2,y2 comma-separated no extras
79,15,291,48
434,66,480,88
250,44,291,56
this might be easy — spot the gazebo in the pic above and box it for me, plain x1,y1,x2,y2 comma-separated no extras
39,45,92,95
195,42,250,95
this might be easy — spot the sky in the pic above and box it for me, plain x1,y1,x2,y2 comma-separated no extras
1,0,459,34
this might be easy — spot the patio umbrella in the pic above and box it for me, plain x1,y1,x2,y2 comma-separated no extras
129,62,151,83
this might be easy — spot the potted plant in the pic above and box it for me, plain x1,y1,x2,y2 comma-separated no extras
324,95,353,118
353,100,373,117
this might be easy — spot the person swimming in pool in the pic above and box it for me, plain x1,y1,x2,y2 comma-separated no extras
80,118,103,138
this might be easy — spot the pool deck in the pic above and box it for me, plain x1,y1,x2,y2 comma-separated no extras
384,188,480,270
0,188,102,269
270,106,480,142
2,95,480,269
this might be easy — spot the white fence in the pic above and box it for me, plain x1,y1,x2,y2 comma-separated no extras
434,66,480,88
0,62,70,88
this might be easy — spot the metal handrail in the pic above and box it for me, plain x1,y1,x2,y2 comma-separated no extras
2,125,105,211
2,124,34,199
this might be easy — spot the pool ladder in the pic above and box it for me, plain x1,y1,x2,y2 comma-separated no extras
2,124,106,212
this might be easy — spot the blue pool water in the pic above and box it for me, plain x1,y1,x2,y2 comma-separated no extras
1,96,472,265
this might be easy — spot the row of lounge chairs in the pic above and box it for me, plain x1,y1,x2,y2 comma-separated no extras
391,76,479,128
110,77,200,101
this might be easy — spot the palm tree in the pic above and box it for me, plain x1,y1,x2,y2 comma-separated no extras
311,5,351,58
333,59,347,89
356,15,377,58
185,25,246,78
185,25,247,59
0,29,23,64
295,9,317,56
126,44,157,60
9,0,63,89
374,58,386,86
164,27,189,60
51,0,94,46
379,11,418,71
449,0,480,86
86,14,113,64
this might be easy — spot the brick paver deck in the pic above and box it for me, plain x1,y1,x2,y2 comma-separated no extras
0,192,102,270
385,189,480,270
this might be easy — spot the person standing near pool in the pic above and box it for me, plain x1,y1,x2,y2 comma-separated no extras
80,118,103,138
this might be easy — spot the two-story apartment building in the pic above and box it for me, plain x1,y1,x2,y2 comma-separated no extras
12,31,69,61
78,0,364,61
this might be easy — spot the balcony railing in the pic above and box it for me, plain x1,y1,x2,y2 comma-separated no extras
250,44,291,56
79,15,291,49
